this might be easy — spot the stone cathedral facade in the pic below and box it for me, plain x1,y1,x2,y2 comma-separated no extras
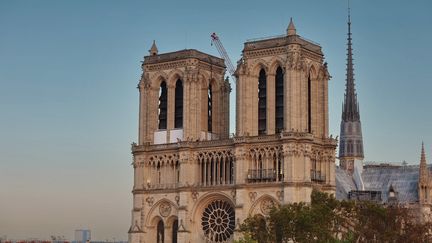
128,20,337,243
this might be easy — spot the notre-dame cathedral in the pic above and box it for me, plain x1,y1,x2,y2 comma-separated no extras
128,19,337,243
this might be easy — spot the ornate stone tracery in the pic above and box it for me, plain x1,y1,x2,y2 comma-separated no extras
201,200,235,242
260,198,276,215
159,202,172,217
197,150,234,186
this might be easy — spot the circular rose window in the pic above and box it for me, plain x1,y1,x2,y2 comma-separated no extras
201,200,235,242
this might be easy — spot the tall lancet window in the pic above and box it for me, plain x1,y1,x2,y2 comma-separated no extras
307,74,312,133
258,69,267,135
157,220,165,243
174,79,183,128
158,81,168,129
275,67,284,132
172,219,178,243
208,84,213,132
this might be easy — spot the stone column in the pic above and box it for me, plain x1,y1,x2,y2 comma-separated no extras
167,83,175,142
250,75,259,136
138,79,145,144
282,143,294,182
285,44,303,132
234,145,247,184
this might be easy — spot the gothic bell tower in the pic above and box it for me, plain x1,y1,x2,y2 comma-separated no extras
137,42,230,145
339,10,364,174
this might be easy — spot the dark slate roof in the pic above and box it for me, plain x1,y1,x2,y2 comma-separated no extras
336,167,357,200
336,164,421,203
362,165,419,203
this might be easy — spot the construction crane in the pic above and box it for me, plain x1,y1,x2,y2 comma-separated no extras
211,32,236,84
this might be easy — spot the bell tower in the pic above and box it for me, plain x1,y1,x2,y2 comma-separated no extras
236,18,330,139
137,42,230,145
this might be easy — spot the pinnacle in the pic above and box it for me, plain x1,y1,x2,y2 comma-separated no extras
287,18,296,36
149,40,158,56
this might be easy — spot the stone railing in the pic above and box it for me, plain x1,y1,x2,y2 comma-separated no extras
247,169,281,182
310,170,326,183
131,132,335,153
145,183,181,190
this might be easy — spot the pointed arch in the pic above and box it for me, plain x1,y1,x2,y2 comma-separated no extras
158,81,168,129
269,58,284,75
150,71,169,89
157,220,165,243
275,66,284,132
258,68,267,135
308,64,319,80
307,71,312,133
208,83,213,133
145,199,178,227
251,60,269,77
174,79,183,128
248,194,279,216
167,69,185,87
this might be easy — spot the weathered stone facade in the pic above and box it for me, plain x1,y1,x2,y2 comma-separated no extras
129,20,337,243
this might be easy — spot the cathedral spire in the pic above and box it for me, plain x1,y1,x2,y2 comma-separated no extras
338,4,364,173
342,6,360,122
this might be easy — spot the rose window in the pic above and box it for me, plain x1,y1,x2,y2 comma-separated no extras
201,200,235,242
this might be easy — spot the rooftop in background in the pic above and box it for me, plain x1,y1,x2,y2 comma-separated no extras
337,164,430,203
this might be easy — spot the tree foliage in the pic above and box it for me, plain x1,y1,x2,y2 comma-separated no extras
236,190,432,243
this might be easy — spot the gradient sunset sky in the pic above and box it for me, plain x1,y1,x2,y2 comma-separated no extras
1,0,431,240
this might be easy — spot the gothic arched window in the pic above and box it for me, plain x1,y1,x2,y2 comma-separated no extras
172,219,178,243
308,74,312,133
208,84,213,132
258,69,267,135
157,220,165,243
201,200,235,242
157,162,161,184
275,67,284,132
158,81,168,130
174,79,183,128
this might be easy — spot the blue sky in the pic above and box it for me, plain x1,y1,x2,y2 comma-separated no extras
1,0,431,240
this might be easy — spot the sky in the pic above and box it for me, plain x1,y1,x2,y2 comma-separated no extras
1,0,431,240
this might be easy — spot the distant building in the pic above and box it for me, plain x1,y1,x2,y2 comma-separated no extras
74,230,90,243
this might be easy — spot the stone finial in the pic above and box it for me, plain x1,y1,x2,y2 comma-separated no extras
287,18,296,36
149,40,158,56
421,142,426,164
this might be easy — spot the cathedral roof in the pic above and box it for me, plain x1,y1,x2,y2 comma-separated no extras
336,164,427,203
242,34,322,55
143,49,225,68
